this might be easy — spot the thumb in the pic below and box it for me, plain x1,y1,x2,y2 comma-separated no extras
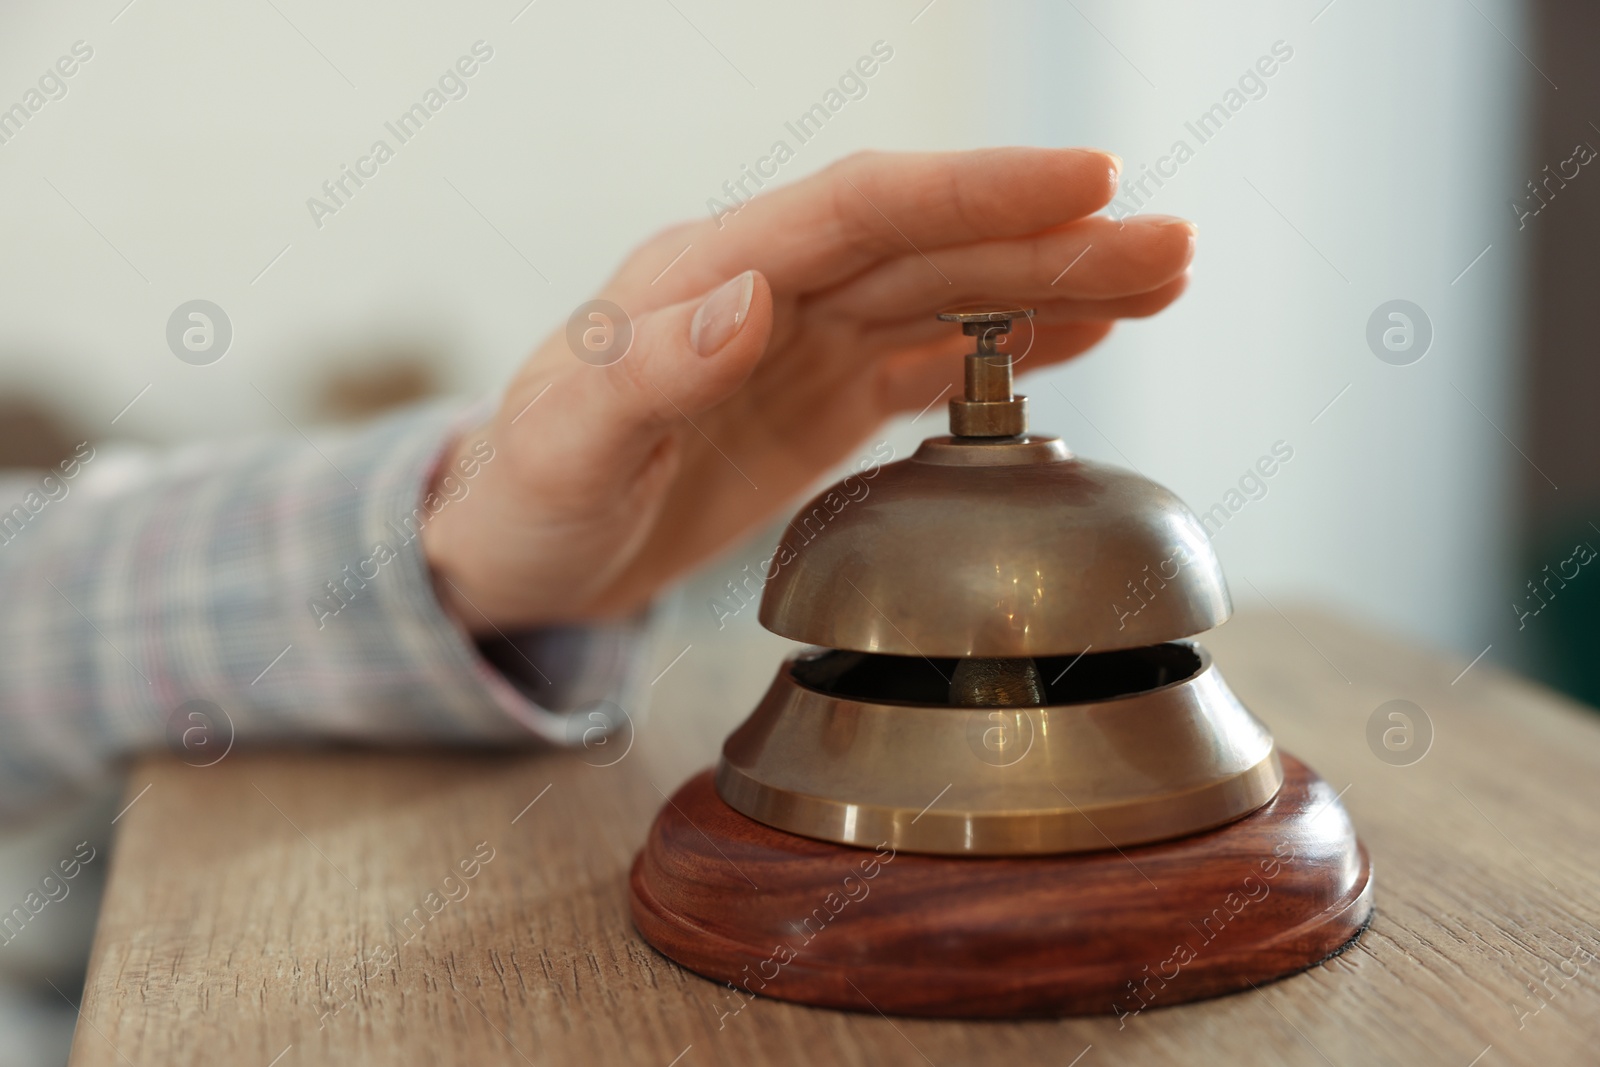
521,269,773,488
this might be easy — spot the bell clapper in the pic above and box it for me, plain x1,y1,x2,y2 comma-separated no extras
949,657,1046,707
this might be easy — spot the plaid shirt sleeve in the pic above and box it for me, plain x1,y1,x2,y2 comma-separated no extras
0,399,651,817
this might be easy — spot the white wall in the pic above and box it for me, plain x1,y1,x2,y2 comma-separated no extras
0,0,984,433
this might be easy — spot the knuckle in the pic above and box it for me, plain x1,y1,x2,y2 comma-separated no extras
654,218,699,247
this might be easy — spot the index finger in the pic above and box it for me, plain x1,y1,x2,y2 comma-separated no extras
621,147,1123,298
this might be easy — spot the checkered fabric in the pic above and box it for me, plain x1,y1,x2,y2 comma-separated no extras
0,399,647,817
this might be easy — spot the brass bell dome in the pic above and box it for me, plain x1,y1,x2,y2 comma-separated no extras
758,436,1231,658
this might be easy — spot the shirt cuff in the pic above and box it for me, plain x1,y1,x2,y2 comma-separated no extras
476,617,654,745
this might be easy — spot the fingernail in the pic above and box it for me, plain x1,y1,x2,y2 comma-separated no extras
691,271,755,357
1141,214,1198,236
1105,152,1123,176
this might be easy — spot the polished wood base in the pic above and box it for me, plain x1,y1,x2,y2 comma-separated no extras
630,753,1372,1018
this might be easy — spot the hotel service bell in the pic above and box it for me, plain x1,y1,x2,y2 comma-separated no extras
631,306,1370,1018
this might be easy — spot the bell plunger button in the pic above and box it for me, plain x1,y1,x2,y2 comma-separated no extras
937,305,1034,438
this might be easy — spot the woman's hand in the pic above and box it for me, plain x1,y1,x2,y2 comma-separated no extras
421,147,1195,632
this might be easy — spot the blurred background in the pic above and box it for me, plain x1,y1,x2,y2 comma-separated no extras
1,0,1594,1062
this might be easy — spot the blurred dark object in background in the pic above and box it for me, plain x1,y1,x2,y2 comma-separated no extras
0,396,90,471
1524,0,1600,709
311,349,444,424
1525,524,1600,707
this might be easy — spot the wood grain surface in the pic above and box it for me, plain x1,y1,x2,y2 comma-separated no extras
69,608,1600,1066
631,756,1372,1017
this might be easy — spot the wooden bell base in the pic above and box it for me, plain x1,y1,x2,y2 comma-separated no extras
630,753,1372,1018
